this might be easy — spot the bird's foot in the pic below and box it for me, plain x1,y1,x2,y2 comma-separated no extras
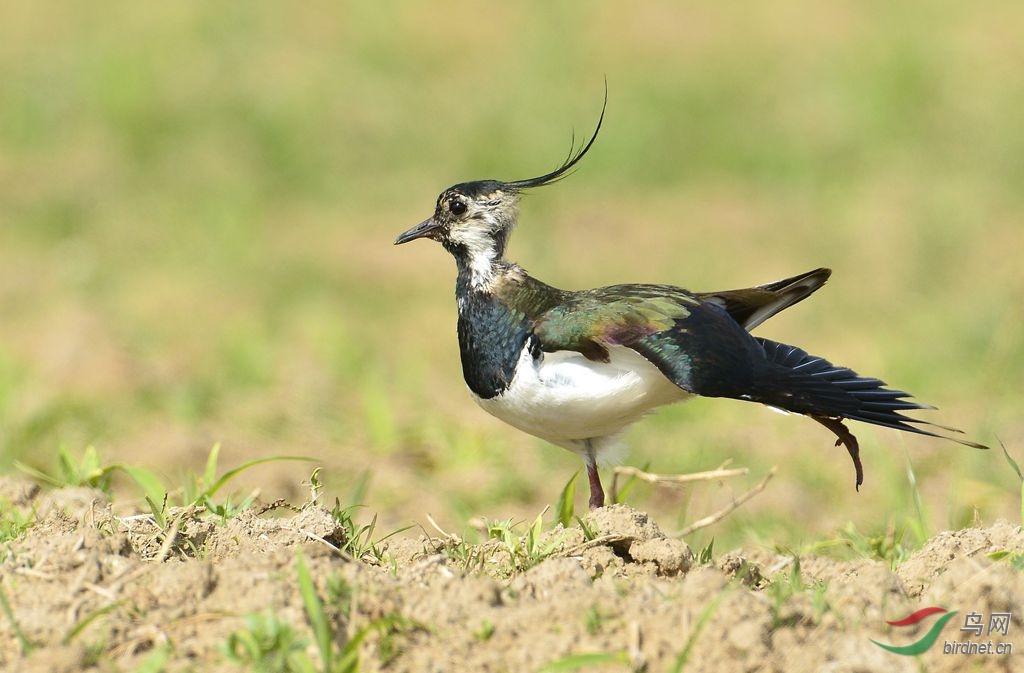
812,415,863,490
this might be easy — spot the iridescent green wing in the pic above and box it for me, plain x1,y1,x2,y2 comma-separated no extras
534,283,768,397
532,284,699,362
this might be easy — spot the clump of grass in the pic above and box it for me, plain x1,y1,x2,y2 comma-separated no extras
0,498,35,544
329,510,407,567
15,445,121,494
485,510,566,574
19,444,315,530
295,551,420,672
835,523,915,569
222,610,313,673
764,555,830,629
426,503,571,576
222,553,369,673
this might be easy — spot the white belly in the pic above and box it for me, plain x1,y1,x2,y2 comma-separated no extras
473,344,691,453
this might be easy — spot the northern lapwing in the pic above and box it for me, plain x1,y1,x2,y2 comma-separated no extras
395,99,986,510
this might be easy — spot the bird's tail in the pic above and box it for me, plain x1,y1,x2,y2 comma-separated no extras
748,337,986,488
751,337,984,446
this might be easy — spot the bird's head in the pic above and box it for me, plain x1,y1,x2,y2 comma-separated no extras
394,179,522,259
395,91,606,281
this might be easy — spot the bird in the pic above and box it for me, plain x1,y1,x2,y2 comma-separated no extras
395,97,987,510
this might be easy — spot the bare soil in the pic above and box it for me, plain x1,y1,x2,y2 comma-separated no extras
1,476,1020,673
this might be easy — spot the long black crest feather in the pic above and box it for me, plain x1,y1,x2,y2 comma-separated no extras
504,82,607,191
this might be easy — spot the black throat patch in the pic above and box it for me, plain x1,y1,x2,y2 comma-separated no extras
455,282,534,400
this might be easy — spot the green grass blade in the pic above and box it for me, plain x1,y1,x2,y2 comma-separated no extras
905,461,928,547
63,601,122,644
698,538,715,565
999,438,1023,482
671,592,726,673
203,443,221,489
555,470,578,528
295,550,333,671
144,496,167,529
203,455,317,501
538,651,630,671
614,460,650,504
115,465,167,512
1003,439,1024,524
0,582,32,655
57,445,80,484
12,460,62,487
344,470,372,509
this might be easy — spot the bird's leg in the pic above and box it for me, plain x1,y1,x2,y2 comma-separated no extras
584,439,605,510
812,415,863,491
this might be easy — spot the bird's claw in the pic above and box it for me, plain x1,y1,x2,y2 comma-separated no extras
812,416,864,491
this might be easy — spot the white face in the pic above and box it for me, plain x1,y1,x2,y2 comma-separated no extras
435,185,512,236
430,185,519,286
395,180,521,287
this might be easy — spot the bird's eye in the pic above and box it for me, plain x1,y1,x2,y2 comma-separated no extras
449,199,467,216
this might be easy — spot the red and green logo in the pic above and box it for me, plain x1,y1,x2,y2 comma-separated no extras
871,607,958,655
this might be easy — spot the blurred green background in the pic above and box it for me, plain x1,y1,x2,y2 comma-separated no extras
1,1,1020,551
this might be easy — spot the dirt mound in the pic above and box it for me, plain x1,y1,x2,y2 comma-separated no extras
1,480,1019,672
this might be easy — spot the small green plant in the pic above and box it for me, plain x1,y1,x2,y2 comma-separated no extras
473,619,495,641
15,445,120,494
764,556,831,629
16,444,314,530
698,538,715,565
322,468,408,564
576,516,597,542
223,610,311,673
441,537,487,572
179,444,316,522
584,606,606,635
767,556,804,628
485,510,565,573
0,499,36,543
330,500,407,564
810,582,832,623
837,523,914,569
988,549,1024,571
292,550,420,672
